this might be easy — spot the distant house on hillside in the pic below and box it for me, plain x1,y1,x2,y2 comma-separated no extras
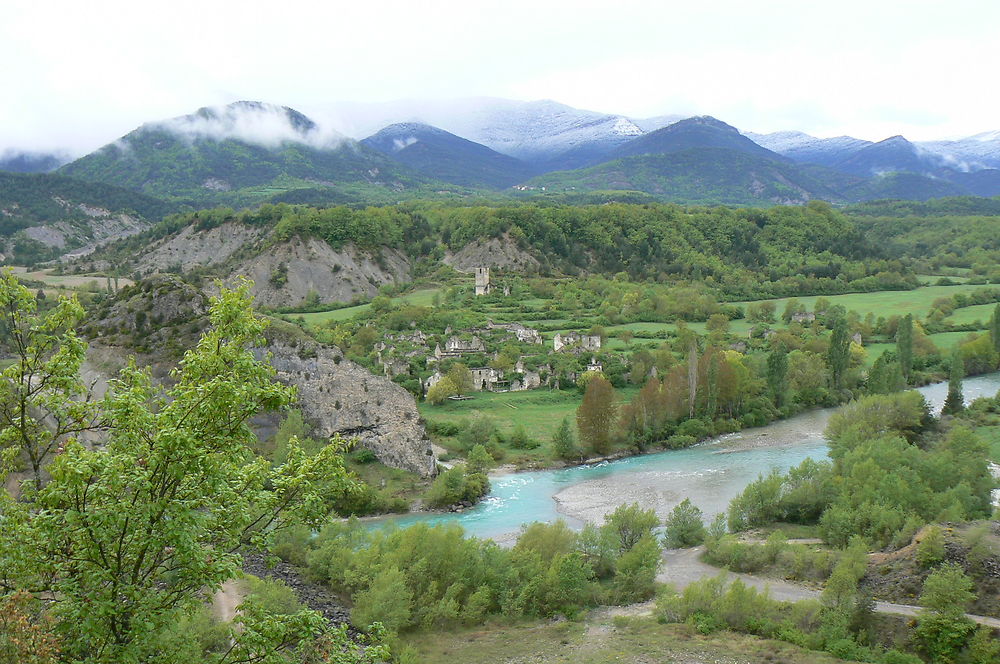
475,320,543,344
554,331,602,353
434,336,486,359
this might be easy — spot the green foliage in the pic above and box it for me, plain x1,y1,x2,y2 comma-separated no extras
727,459,833,531
298,511,660,631
0,277,371,663
576,374,618,455
941,351,965,415
662,498,706,548
552,416,580,461
896,314,914,382
611,534,661,603
424,466,490,508
914,564,977,664
604,502,660,554
916,526,946,568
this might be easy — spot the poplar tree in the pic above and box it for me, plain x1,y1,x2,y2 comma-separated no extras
576,375,618,456
827,317,851,391
941,351,965,415
896,313,914,383
552,416,579,461
990,303,1000,354
766,347,788,407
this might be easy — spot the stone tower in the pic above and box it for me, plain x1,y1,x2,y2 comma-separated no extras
475,267,491,296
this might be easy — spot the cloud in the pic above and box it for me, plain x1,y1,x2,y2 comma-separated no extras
152,102,345,150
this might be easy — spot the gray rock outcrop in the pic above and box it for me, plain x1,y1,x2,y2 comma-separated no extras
229,238,411,308
264,342,435,477
444,233,540,273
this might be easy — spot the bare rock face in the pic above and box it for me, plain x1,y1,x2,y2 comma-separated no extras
229,238,411,308
263,342,435,477
444,233,540,273
136,222,268,273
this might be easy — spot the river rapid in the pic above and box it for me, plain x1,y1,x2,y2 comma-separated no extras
373,374,1000,544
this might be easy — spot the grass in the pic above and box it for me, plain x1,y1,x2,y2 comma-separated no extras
401,616,853,664
294,288,441,326
418,387,639,464
731,283,998,321
945,302,998,326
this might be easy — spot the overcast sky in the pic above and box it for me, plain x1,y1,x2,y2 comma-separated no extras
3,0,997,155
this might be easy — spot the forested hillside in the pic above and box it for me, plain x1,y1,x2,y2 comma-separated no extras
80,199,914,302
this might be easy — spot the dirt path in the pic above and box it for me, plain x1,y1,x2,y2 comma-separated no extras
603,546,1000,630
212,580,245,623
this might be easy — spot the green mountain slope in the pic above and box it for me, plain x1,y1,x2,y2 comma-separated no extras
525,148,842,205
0,171,173,263
58,102,456,205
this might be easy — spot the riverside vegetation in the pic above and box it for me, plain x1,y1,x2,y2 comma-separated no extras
4,195,1000,663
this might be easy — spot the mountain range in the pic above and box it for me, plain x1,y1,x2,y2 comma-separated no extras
4,98,1000,223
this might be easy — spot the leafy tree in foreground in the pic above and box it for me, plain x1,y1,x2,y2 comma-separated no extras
0,270,102,491
0,275,386,663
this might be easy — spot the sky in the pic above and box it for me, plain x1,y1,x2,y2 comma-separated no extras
3,0,999,155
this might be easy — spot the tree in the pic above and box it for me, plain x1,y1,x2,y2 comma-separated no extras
766,347,788,408
604,502,658,554
552,416,579,461
447,363,474,395
0,270,102,491
426,376,458,404
0,279,380,663
466,443,493,476
576,374,617,455
941,351,965,415
896,313,913,383
827,317,850,391
867,350,904,395
914,563,976,664
990,303,1000,355
662,498,706,548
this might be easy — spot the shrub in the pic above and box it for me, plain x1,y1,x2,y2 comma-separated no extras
662,498,706,548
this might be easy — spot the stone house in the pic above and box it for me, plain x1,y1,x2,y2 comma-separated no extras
553,331,602,353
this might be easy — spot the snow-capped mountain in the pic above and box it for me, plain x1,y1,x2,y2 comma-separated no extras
361,122,533,188
323,97,658,169
744,131,872,167
918,130,1000,171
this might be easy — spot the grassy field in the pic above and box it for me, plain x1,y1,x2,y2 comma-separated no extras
295,288,441,326
9,266,135,295
729,283,998,321
945,302,998,326
418,386,639,463
402,616,852,664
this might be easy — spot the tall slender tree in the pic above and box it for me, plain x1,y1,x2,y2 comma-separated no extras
942,351,965,415
990,303,1000,354
577,375,618,456
827,317,851,391
896,313,914,383
766,347,789,408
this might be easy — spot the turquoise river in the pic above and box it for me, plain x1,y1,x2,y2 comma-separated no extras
374,374,1000,543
